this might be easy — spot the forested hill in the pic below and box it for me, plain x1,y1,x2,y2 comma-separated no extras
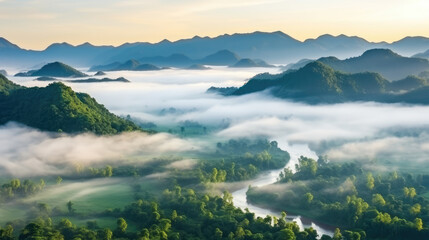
229,61,429,104
0,74,140,134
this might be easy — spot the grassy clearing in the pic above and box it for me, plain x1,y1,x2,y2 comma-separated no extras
0,176,167,226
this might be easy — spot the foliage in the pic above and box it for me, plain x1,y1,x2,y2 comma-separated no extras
248,158,429,240
0,80,141,134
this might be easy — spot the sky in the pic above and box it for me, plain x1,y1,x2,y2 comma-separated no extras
1,0,429,50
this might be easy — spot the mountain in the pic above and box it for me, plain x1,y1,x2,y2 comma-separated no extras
89,50,274,70
66,77,130,83
15,62,88,78
3,31,429,68
0,77,140,134
413,49,429,59
139,53,193,67
115,59,141,70
282,58,313,71
388,76,427,92
34,76,130,83
389,37,429,56
0,74,22,95
317,49,429,80
418,71,429,80
90,62,122,72
227,61,429,103
0,70,7,76
206,86,238,96
233,61,389,102
199,50,241,65
90,60,161,72
187,64,211,70
230,58,274,68
392,86,429,104
0,37,21,50
94,71,106,76
226,61,429,103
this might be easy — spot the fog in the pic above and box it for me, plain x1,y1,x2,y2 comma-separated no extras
0,122,197,177
3,66,429,177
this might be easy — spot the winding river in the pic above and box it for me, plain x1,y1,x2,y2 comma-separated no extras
231,144,335,238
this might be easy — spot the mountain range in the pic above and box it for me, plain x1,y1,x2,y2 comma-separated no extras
0,74,140,134
216,61,429,104
89,50,272,71
285,49,429,81
2,31,429,68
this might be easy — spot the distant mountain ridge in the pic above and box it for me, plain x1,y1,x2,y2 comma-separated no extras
413,49,429,59
90,50,272,71
2,31,429,68
90,59,162,72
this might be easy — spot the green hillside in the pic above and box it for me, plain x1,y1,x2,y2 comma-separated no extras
0,77,140,134
0,73,22,95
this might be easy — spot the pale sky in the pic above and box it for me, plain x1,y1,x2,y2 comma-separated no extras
1,0,429,50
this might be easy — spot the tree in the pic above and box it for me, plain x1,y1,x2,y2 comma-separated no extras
372,194,386,207
305,192,314,204
295,156,317,177
215,228,223,240
116,218,127,234
235,227,245,240
10,179,20,189
332,228,342,240
0,224,14,239
103,165,113,177
97,228,113,240
409,187,417,198
366,173,375,190
66,201,75,214
56,176,63,184
277,228,296,240
409,203,421,215
414,218,423,231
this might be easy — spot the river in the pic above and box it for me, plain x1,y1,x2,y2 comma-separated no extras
231,144,335,238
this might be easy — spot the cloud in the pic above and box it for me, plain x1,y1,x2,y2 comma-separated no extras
0,122,198,177
7,67,429,173
324,134,429,163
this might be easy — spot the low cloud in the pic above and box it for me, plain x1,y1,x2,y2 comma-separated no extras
8,68,429,170
0,122,198,177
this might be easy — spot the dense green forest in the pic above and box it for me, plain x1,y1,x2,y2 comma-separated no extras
0,74,140,134
247,156,429,239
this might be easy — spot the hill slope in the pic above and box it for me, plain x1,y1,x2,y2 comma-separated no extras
0,77,140,134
